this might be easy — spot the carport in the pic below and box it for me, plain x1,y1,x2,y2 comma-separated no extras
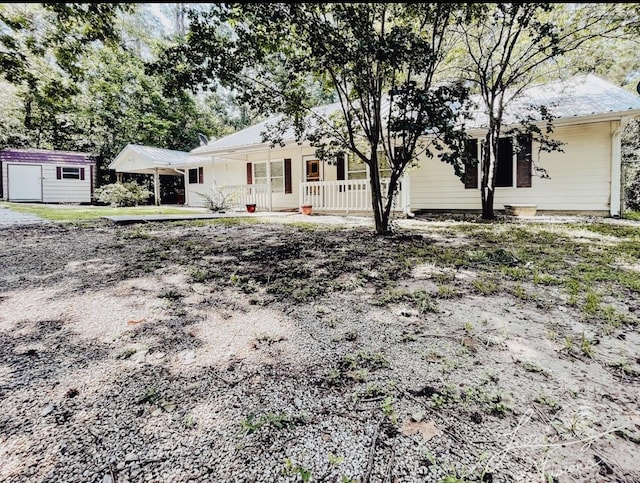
109,144,190,206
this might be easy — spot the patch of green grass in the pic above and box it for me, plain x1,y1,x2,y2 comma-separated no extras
436,284,459,299
516,360,550,378
1,202,204,221
240,412,305,435
339,350,390,371
623,211,640,221
472,277,501,295
372,288,439,314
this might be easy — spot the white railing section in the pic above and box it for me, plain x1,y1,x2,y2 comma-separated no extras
214,184,269,210
300,178,404,212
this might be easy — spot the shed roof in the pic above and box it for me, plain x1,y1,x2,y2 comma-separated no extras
109,144,190,175
190,74,640,157
0,148,94,165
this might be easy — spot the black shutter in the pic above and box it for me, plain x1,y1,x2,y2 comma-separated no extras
284,158,292,194
516,135,532,188
464,139,478,189
198,166,204,184
56,167,62,180
80,168,85,181
336,154,345,181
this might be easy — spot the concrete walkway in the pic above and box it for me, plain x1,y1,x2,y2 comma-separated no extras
102,210,376,227
0,205,48,227
103,211,299,225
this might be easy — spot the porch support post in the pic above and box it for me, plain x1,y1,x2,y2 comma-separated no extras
401,172,414,217
116,172,123,183
153,168,160,206
299,145,304,210
611,117,629,217
267,149,273,211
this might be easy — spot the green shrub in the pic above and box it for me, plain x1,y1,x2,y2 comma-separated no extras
95,182,152,207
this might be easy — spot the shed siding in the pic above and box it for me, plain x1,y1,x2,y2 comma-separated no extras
1,150,94,203
409,122,613,212
42,164,92,203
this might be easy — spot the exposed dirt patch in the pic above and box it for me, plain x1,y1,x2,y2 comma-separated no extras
0,217,639,482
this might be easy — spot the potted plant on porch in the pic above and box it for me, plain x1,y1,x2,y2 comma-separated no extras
246,203,256,213
300,204,313,215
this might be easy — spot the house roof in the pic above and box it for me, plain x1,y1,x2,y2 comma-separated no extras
189,102,343,156
190,74,640,158
470,74,640,129
109,144,190,174
0,148,94,165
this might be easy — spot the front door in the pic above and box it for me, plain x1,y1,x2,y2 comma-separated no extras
306,159,320,182
304,159,321,205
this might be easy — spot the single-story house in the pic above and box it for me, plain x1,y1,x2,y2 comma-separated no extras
112,74,640,216
0,149,95,203
108,144,192,205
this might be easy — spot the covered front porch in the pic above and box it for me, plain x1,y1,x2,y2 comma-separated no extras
211,176,410,214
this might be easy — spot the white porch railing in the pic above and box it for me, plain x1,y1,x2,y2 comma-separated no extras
299,178,405,212
214,184,269,210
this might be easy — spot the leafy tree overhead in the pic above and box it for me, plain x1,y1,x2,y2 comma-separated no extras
0,3,233,190
456,3,633,220
156,3,472,234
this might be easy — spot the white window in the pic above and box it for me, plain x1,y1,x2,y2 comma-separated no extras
377,151,392,179
347,155,367,180
254,161,284,193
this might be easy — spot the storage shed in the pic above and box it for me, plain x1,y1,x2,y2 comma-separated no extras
0,149,95,203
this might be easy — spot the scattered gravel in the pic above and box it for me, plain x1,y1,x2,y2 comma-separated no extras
0,217,639,482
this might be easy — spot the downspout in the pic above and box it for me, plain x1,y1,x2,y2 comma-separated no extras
267,148,272,211
401,172,415,218
611,117,630,218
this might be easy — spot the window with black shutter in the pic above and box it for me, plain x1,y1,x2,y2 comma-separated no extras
464,139,479,189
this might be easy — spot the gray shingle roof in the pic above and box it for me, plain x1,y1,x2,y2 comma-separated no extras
191,74,640,156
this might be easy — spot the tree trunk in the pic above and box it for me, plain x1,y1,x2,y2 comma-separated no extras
480,124,500,220
368,152,390,235
482,186,495,220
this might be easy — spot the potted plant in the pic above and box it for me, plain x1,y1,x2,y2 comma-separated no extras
246,203,256,213
300,204,312,215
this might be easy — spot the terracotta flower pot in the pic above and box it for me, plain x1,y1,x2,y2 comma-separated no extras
300,204,312,215
246,204,256,213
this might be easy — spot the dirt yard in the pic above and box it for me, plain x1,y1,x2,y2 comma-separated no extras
0,215,638,483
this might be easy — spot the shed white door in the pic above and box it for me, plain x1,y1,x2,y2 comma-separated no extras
8,164,42,201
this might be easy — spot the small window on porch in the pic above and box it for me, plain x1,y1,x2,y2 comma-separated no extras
347,155,367,180
254,161,284,193
188,167,203,184
377,151,392,179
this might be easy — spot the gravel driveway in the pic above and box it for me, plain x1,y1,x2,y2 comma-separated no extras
0,205,47,226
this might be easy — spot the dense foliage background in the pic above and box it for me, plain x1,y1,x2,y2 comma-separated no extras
1,3,639,213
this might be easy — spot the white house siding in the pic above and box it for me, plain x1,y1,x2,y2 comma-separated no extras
185,165,214,208
409,121,614,212
42,164,92,203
